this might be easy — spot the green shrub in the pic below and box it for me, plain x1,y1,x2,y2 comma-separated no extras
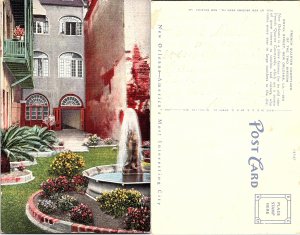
49,151,85,178
96,188,142,217
125,206,150,231
57,195,79,211
1,125,42,166
38,199,57,214
29,125,58,151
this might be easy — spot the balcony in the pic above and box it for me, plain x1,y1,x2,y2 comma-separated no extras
3,39,33,88
4,40,26,58
3,0,33,89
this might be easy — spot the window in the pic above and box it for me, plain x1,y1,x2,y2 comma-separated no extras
33,52,49,77
59,16,82,36
33,17,49,34
26,94,49,120
59,53,83,78
60,95,82,107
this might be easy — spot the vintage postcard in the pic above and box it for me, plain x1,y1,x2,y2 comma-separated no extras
151,1,300,234
1,0,300,234
1,0,150,233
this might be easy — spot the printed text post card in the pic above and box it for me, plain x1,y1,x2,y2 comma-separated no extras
151,1,300,234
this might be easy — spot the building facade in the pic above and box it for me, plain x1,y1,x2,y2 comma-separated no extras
84,0,150,141
22,0,86,130
0,0,34,129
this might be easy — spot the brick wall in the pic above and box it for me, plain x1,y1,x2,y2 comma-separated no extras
84,0,126,139
84,0,150,140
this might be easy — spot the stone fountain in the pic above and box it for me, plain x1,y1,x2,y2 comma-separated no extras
83,108,150,199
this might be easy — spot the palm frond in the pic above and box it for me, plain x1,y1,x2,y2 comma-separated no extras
9,148,34,161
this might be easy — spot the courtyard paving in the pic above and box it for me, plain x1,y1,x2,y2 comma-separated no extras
55,129,89,152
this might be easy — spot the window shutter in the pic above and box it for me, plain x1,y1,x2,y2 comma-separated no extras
59,59,64,77
78,60,83,77
60,22,65,34
44,20,49,34
33,21,36,33
43,59,49,77
76,22,82,35
33,58,38,76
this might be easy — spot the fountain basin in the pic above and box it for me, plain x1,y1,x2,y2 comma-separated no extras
83,165,150,199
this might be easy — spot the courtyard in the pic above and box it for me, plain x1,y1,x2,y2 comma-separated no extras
1,0,150,233
0,120,150,233
1,148,117,233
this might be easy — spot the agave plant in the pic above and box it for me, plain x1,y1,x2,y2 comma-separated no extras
0,125,49,173
28,125,58,151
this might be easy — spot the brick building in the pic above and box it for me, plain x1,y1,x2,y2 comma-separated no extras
84,0,150,141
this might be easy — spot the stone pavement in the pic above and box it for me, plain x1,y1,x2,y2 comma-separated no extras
55,129,89,152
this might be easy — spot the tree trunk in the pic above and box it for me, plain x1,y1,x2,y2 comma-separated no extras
1,152,10,173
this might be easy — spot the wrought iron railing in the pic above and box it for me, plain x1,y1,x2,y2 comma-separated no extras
3,39,26,58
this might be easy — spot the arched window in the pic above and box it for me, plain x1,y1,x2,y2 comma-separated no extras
60,95,82,107
33,16,49,34
33,51,49,77
59,52,83,78
59,16,82,36
26,94,49,120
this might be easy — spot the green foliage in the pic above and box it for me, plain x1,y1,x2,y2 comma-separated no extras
29,125,58,151
1,148,116,234
1,125,41,162
57,195,79,211
96,188,143,218
0,125,58,162
49,151,85,178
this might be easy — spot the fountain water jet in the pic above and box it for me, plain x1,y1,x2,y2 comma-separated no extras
83,108,150,199
118,108,143,174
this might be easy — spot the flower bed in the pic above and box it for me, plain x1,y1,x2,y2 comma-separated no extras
0,170,35,185
83,135,118,148
31,175,150,233
10,159,37,169
26,191,146,234
25,150,150,233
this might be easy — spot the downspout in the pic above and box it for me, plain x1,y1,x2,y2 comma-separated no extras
24,0,27,60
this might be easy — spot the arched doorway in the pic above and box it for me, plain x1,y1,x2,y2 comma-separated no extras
53,94,84,130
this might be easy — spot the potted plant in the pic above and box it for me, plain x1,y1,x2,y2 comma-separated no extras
0,125,46,173
43,115,56,130
13,25,25,40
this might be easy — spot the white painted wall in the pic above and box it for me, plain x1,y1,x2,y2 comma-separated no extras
124,0,150,83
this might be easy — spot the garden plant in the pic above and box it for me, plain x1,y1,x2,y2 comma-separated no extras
96,188,143,218
49,151,85,178
1,148,117,233
0,125,50,173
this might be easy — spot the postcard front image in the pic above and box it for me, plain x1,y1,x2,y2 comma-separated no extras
0,0,150,233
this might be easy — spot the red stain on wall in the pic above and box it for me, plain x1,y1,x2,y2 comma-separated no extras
127,45,150,141
84,1,150,141
84,0,125,139
101,67,114,93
